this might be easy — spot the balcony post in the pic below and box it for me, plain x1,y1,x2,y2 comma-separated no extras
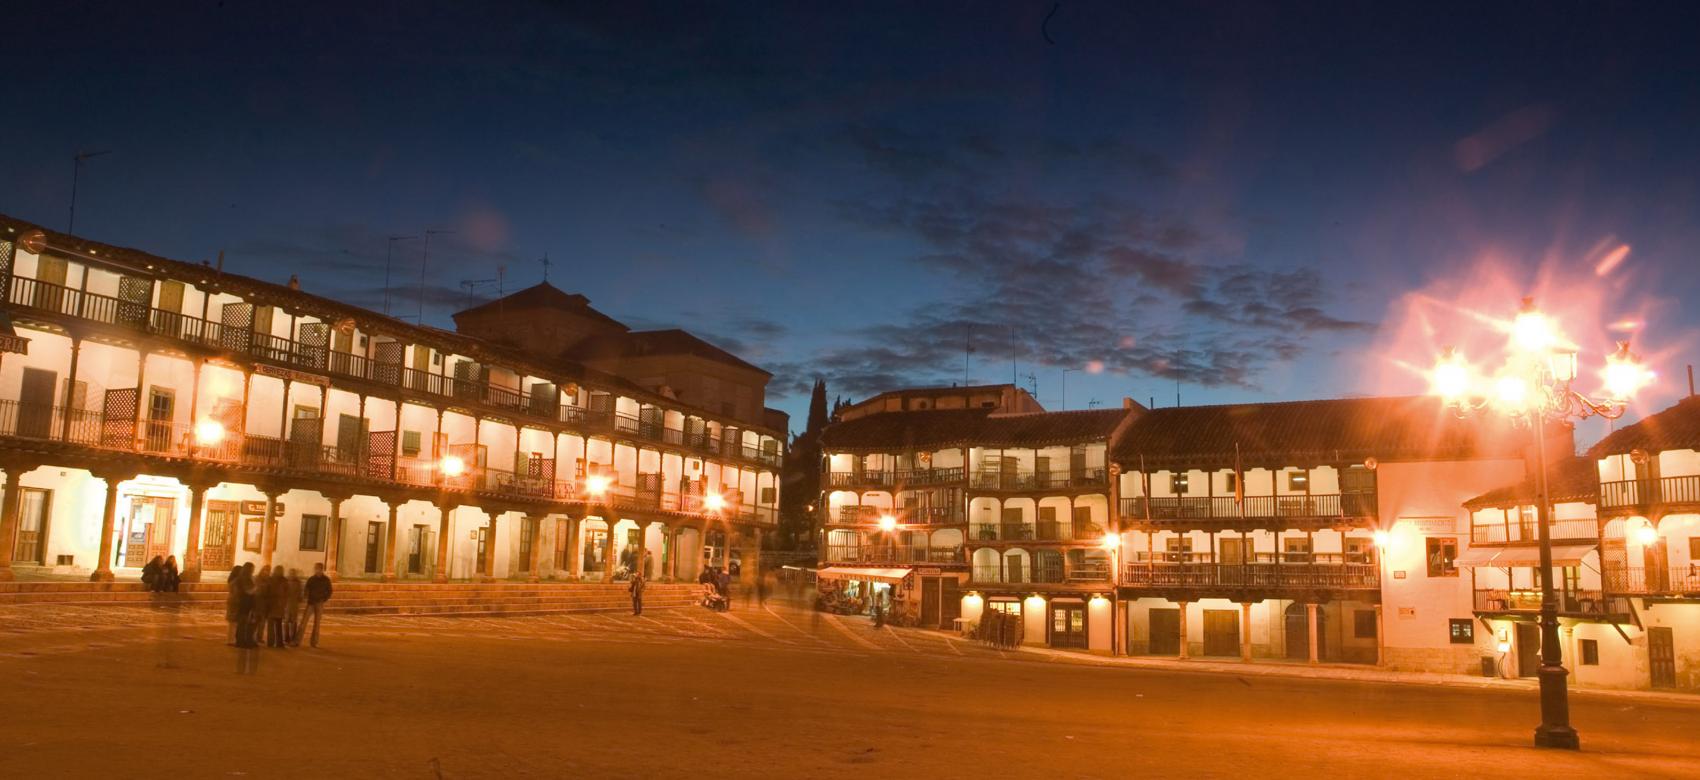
1374,603,1385,665
1177,600,1190,659
526,514,545,583
565,515,582,581
603,517,618,584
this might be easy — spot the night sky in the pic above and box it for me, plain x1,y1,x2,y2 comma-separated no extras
4,2,1698,439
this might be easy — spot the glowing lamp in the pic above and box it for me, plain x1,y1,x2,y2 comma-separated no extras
439,454,466,477
1373,529,1391,549
1431,349,1472,403
1603,342,1652,400
585,474,612,496
1510,300,1556,356
1634,523,1659,547
877,514,897,532
192,419,226,446
1497,640,1512,654
1492,374,1531,412
1100,534,1121,551
704,492,727,512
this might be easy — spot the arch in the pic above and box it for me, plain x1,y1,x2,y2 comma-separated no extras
972,547,1002,582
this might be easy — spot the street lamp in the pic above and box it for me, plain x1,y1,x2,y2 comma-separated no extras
1427,297,1650,751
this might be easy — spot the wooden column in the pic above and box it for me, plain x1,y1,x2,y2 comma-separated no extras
0,466,25,580
1240,601,1254,662
481,511,500,582
89,472,123,582
1307,602,1321,664
602,518,617,584
526,514,544,583
1374,603,1385,666
433,501,454,583
180,480,212,582
61,337,83,442
260,490,281,568
1177,600,1190,659
324,496,345,580
565,516,582,581
381,500,401,582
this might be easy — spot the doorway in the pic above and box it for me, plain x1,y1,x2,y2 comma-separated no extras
17,368,57,438
1202,609,1240,656
1515,622,1541,678
364,521,383,574
1649,627,1677,689
1148,607,1181,655
201,501,239,571
11,488,51,565
1049,602,1088,649
408,525,432,575
1285,603,1326,660
143,388,175,453
120,495,177,568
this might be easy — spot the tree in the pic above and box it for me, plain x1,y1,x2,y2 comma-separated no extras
778,379,829,552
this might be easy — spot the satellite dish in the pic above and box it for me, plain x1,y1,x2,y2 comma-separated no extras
1363,457,1378,471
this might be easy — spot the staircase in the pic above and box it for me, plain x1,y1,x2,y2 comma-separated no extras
0,580,703,616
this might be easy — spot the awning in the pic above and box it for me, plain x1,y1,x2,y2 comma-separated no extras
1455,543,1596,568
815,566,912,585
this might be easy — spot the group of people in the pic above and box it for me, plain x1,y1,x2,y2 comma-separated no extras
696,565,735,611
224,562,333,649
141,555,181,593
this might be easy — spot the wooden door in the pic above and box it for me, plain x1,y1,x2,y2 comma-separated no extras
1070,450,1087,481
1202,609,1240,656
17,368,57,438
1220,537,1246,565
144,389,175,453
554,519,571,570
475,527,489,574
1004,552,1024,583
298,322,330,369
999,456,1017,488
939,577,961,629
408,525,428,574
920,576,941,627
364,521,383,573
100,387,138,448
1035,455,1052,486
1515,622,1541,678
1649,627,1677,689
201,501,239,570
154,280,185,337
33,255,68,312
1148,608,1181,655
1049,603,1087,649
336,414,364,463
408,345,433,391
11,488,50,565
1644,540,1669,593
373,341,404,385
518,518,535,573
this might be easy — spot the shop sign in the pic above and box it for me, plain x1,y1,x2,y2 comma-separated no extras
241,501,285,516
254,363,331,387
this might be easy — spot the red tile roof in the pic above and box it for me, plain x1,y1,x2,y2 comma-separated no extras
567,328,770,376
1587,395,1700,457
820,408,1130,451
1112,396,1538,468
1463,456,1598,509
452,282,629,331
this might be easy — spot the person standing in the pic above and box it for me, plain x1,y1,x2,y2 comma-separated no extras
283,569,304,646
234,564,260,649
629,572,645,616
225,566,244,645
301,563,332,648
264,568,290,648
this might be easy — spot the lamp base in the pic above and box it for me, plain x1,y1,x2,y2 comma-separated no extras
1534,724,1580,750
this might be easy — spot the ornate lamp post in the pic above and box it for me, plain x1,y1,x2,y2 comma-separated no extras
1428,298,1652,751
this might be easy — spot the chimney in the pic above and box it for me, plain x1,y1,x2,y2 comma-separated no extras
1123,397,1135,409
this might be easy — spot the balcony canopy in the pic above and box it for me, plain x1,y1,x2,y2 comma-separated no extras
815,566,913,585
1453,543,1595,568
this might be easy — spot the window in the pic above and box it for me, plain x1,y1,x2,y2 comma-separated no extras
988,600,1021,616
243,518,265,552
1426,537,1459,577
1171,472,1190,494
1286,471,1308,491
1354,609,1377,639
402,430,422,457
1223,472,1238,493
1164,536,1193,562
1690,537,1700,559
1579,638,1599,665
1448,618,1474,644
760,487,776,504
298,514,327,551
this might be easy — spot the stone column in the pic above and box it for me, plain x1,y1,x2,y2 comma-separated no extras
602,519,617,584
1307,602,1321,665
526,514,544,583
1374,603,1385,666
324,496,346,580
381,500,401,582
1240,602,1254,662
565,516,581,581
1177,600,1190,660
259,491,281,569
0,467,25,580
481,512,500,583
180,480,212,582
433,501,454,583
90,473,123,582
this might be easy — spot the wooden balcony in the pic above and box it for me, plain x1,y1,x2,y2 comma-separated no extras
1120,561,1379,592
970,468,1106,492
1118,492,1377,529
823,544,965,566
1603,566,1700,597
969,519,1106,543
1469,517,1599,545
1598,476,1700,516
827,467,964,489
1473,588,1633,619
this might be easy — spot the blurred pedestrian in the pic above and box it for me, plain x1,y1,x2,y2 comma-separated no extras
284,568,304,646
161,556,181,593
264,567,290,648
234,564,260,649
756,572,770,608
629,571,645,616
225,566,244,645
301,563,332,648
142,555,164,592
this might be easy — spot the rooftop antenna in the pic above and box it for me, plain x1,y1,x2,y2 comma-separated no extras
383,235,418,316
1088,398,1102,409
458,277,499,308
418,228,456,324
68,149,112,233
1024,371,1038,399
964,325,975,385
1010,324,1017,384
538,252,552,283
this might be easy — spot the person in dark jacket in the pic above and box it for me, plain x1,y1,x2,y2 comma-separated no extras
142,556,164,592
233,564,260,648
264,568,290,648
225,566,244,644
629,572,645,616
283,569,304,646
301,563,332,648
161,556,181,593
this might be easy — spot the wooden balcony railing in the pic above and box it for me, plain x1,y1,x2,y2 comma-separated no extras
1603,565,1700,595
971,468,1106,491
1469,517,1599,545
970,558,1112,585
1473,588,1632,616
823,545,965,566
1120,562,1378,589
1599,476,1700,510
1118,493,1377,523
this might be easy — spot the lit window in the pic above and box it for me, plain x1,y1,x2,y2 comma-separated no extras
1580,639,1599,665
1171,472,1190,494
1287,471,1308,491
1427,537,1459,577
1448,618,1474,644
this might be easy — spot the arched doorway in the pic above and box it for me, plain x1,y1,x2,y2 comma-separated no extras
1285,602,1326,660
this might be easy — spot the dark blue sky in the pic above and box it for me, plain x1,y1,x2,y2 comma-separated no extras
4,1,1698,435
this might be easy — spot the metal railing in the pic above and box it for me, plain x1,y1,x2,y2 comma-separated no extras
1599,475,1700,510
1120,562,1379,589
1118,493,1377,522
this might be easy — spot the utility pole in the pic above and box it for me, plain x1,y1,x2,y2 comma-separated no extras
538,252,552,283
1061,368,1079,411
68,150,112,233
418,229,455,323
384,235,418,317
